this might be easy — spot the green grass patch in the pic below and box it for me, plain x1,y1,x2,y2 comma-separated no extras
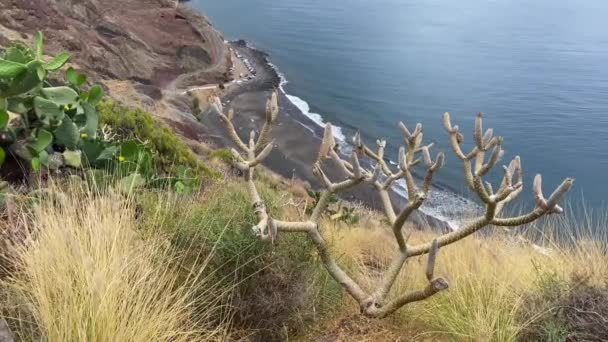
137,180,342,340
98,100,218,179
207,148,235,164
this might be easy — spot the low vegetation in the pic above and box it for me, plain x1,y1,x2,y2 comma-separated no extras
1,187,228,341
138,179,342,340
0,33,211,198
314,210,607,341
98,100,216,179
0,33,104,174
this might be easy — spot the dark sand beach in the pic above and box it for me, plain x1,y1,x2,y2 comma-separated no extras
199,41,452,231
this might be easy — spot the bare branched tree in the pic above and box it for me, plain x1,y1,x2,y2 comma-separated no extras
211,91,574,318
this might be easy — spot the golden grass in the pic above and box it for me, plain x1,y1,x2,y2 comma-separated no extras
322,207,608,341
1,188,230,342
0,170,604,341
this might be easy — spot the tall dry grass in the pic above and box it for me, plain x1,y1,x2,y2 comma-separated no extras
322,205,608,341
1,187,230,341
0,173,604,341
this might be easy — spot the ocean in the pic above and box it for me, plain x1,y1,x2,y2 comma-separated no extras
192,0,608,217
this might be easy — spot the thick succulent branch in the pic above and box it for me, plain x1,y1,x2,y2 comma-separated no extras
255,90,279,152
369,278,449,318
213,99,249,152
214,95,574,319
376,187,397,224
307,228,368,302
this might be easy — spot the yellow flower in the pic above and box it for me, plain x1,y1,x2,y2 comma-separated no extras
118,156,126,162
80,133,88,138
64,105,70,111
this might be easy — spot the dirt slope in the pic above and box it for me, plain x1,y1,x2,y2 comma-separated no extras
1,0,229,124
0,0,229,85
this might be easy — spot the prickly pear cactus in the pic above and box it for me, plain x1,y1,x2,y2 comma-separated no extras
0,31,105,172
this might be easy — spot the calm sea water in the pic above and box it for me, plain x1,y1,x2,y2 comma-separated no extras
192,0,608,213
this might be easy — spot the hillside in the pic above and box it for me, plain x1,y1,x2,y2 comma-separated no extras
0,0,229,84
0,0,230,138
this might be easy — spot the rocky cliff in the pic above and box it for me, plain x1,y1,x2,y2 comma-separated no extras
0,0,230,124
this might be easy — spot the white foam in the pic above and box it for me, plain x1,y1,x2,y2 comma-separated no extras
256,42,481,229
284,94,346,141
296,121,316,135
264,59,347,142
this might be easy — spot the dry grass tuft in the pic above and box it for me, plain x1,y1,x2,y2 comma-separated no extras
1,188,229,341
322,206,608,341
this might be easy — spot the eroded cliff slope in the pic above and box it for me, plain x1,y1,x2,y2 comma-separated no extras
0,0,230,116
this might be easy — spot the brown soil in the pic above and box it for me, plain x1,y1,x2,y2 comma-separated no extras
307,313,432,342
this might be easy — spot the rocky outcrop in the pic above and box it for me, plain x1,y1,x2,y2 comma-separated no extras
0,0,230,103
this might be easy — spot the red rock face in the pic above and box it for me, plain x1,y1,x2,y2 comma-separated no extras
0,0,229,89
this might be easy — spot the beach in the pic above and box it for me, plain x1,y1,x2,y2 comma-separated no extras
197,40,455,232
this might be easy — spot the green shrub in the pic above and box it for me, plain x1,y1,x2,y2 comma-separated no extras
518,268,608,341
0,32,106,171
98,100,217,179
138,180,342,341
0,32,161,196
207,148,235,164
0,185,229,341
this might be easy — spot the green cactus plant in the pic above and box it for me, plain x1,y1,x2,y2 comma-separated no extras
0,31,105,171
1,32,208,193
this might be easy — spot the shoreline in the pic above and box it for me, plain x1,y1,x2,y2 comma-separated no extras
201,40,456,232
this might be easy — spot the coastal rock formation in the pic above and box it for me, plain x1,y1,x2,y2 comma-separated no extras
0,0,230,105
